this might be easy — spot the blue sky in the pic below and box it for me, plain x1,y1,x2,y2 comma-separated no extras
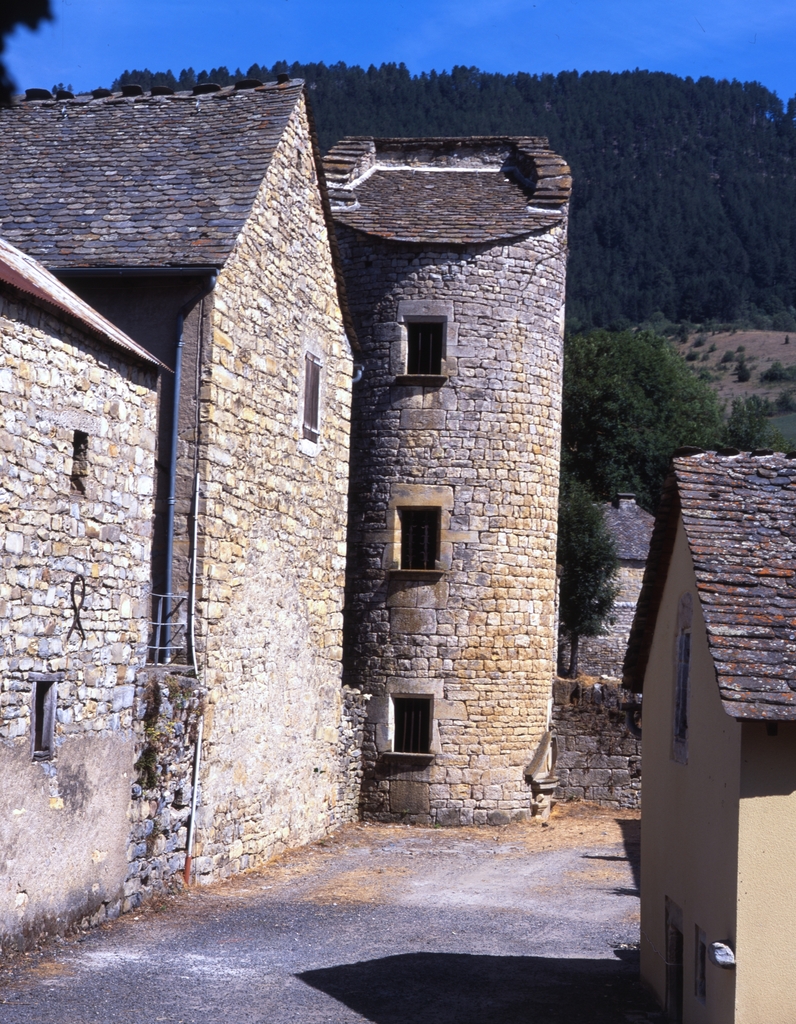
6,0,796,102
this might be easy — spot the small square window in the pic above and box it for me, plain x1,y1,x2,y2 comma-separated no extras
70,430,89,494
32,678,57,760
303,354,321,442
407,322,443,375
400,508,439,570
393,697,431,753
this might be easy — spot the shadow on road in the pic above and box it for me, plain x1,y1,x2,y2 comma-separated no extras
616,816,641,891
298,950,662,1023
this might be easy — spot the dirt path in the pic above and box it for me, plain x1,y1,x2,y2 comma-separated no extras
0,805,661,1023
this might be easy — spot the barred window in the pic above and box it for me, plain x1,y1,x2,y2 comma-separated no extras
393,697,431,754
406,322,443,375
400,508,439,570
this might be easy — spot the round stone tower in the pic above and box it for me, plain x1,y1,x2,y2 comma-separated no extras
324,136,572,825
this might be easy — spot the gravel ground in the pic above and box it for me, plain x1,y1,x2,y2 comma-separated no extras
0,804,662,1023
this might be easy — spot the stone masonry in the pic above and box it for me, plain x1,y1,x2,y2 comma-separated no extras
0,254,160,948
325,137,572,825
552,677,641,809
0,83,363,902
569,495,654,680
189,93,358,877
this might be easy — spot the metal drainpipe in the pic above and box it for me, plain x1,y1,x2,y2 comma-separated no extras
161,273,217,662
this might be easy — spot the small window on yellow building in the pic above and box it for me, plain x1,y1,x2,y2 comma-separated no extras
695,926,707,1003
673,592,693,763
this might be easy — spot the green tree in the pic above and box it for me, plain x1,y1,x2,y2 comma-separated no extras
106,63,796,328
562,329,725,510
723,396,788,452
557,478,619,678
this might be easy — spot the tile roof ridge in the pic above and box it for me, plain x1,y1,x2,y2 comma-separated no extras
13,79,304,107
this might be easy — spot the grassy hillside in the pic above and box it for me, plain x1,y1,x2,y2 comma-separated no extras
677,328,796,442
113,62,796,333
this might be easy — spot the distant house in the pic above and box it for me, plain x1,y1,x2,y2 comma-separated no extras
624,451,796,1023
0,236,160,946
575,494,654,679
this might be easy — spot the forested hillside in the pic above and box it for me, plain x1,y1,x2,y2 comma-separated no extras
114,62,796,330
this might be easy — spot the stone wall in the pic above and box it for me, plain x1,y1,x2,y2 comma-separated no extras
0,288,159,948
337,219,569,825
552,677,641,809
569,562,646,680
189,93,357,880
124,667,205,910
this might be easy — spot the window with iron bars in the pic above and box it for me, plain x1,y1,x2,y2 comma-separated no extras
400,508,439,570
303,353,321,442
406,322,443,375
393,697,431,753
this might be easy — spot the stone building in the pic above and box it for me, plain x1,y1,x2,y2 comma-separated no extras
575,494,654,679
1,87,575,949
323,136,572,824
0,237,161,946
0,78,361,923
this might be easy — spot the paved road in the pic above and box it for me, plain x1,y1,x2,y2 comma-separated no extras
0,807,662,1023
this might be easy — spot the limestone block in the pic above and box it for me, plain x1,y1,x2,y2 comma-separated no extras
390,780,430,815
390,608,437,635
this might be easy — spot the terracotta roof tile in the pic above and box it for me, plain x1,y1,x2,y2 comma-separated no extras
624,452,796,719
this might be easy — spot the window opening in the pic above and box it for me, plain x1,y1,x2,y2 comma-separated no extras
303,354,321,442
70,429,89,494
695,926,707,1003
406,322,443,375
394,697,431,753
673,593,693,763
665,899,684,1022
32,679,57,760
674,630,691,740
400,508,439,570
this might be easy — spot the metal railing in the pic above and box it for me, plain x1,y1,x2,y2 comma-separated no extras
148,591,188,664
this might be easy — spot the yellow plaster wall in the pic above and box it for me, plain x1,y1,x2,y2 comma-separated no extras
735,720,796,1023
639,520,740,1022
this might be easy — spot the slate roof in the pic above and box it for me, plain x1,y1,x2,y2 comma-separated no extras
624,451,796,720
0,83,304,268
0,235,162,367
322,136,571,244
603,495,654,562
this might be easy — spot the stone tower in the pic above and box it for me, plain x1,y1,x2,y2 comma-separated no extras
324,136,572,825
